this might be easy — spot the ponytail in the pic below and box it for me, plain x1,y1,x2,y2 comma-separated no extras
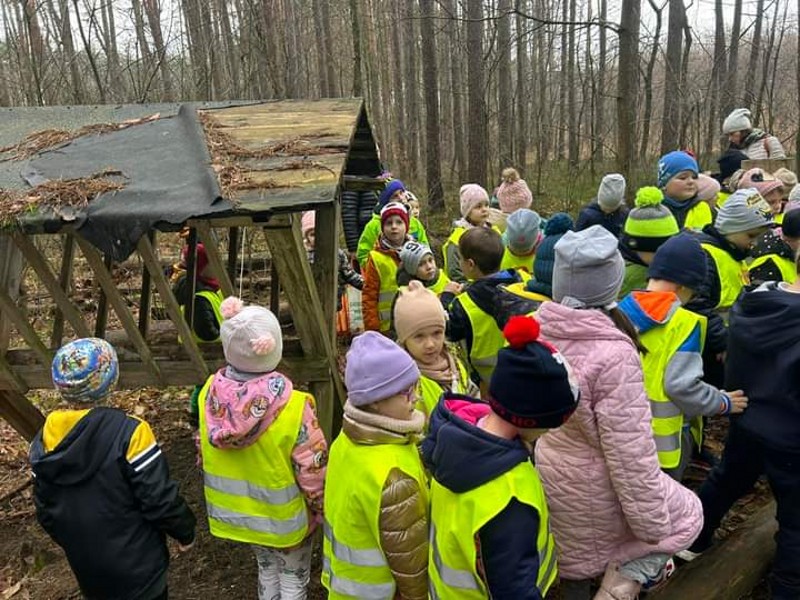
604,306,648,355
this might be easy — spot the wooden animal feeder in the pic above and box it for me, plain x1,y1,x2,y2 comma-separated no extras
0,99,383,441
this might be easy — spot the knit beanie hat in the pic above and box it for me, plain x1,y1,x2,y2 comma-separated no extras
597,173,626,211
345,331,420,406
527,213,574,298
393,281,447,345
716,149,749,183
620,187,680,252
459,184,489,218
657,151,699,188
488,316,579,429
52,338,119,403
496,168,533,213
781,208,800,239
648,234,708,291
219,297,283,373
715,189,773,235
379,179,406,207
399,241,433,276
504,209,542,255
301,211,315,237
789,185,800,204
739,168,783,197
380,201,410,230
774,168,798,192
552,225,625,308
696,174,722,202
722,108,753,134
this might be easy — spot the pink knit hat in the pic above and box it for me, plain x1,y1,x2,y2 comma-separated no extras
496,168,533,213
739,168,783,197
459,184,489,218
695,174,721,202
301,211,315,236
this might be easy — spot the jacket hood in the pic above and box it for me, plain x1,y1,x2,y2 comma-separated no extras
421,394,531,493
730,283,800,353
537,301,637,345
466,269,522,315
618,291,681,335
30,408,127,486
618,241,648,266
204,369,293,449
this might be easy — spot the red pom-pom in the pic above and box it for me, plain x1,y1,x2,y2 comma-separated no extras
503,315,540,349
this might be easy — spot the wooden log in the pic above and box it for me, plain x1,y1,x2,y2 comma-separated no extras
650,501,777,600
0,234,24,352
0,390,44,442
51,234,76,347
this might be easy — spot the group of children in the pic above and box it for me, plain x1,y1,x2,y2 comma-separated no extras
27,111,800,599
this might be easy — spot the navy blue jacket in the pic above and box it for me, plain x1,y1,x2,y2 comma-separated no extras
527,213,573,298
575,200,628,238
727,283,800,452
422,395,544,600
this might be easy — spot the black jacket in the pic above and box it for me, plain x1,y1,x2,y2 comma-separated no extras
172,275,221,342
727,283,800,451
575,201,628,238
30,408,196,600
749,232,794,284
341,190,378,253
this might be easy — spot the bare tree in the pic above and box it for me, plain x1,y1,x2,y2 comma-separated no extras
349,0,363,96
660,0,685,153
418,0,443,208
617,0,641,180
497,0,513,172
402,0,420,179
595,0,607,161
704,0,727,154
443,0,466,179
566,0,578,166
722,0,743,116
514,0,528,173
466,0,487,184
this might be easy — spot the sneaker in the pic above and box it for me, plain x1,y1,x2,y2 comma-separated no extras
641,558,676,593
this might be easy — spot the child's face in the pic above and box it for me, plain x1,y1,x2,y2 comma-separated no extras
664,171,698,201
408,200,420,219
459,254,481,280
382,216,407,246
415,254,437,281
467,200,490,226
764,189,783,215
726,228,768,252
391,189,408,204
371,385,417,420
303,230,315,252
405,324,445,364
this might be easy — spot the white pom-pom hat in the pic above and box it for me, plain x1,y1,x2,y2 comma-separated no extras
219,297,282,373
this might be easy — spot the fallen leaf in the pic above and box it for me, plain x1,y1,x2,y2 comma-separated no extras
2,578,24,600
133,405,146,416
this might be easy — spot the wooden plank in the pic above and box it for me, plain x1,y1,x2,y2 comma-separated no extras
94,253,113,337
313,203,338,347
51,234,76,347
136,235,209,381
0,390,45,442
0,286,53,367
74,235,164,385
227,227,240,285
184,230,197,330
194,221,235,297
10,231,91,340
0,352,27,393
138,231,155,336
0,234,24,352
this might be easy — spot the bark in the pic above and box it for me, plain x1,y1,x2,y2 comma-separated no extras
402,0,420,179
567,0,578,166
418,0,443,209
101,0,122,97
349,0,363,96
497,0,513,172
56,0,84,103
443,0,466,179
596,0,607,161
320,0,338,96
22,0,45,104
723,0,742,117
704,0,726,155
743,0,765,109
617,0,641,179
557,0,567,159
466,0,487,185
514,0,527,173
362,0,386,153
212,0,239,98
143,0,175,100
71,0,105,103
389,0,407,169
282,0,301,98
660,0,685,154
312,0,330,96
641,0,665,158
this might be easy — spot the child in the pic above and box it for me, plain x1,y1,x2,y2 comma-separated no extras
617,186,680,298
695,173,722,214
712,148,749,200
525,212,574,299
657,151,713,230
356,179,429,267
619,235,748,480
397,240,452,295
442,184,495,283
750,207,800,284
362,202,411,333
393,280,478,422
496,167,533,214
738,168,784,217
500,208,542,277
172,241,224,343
443,227,522,391
197,298,327,600
533,226,702,598
30,338,196,600
422,315,580,599
406,190,421,219
322,331,429,600
774,168,797,204
575,173,628,237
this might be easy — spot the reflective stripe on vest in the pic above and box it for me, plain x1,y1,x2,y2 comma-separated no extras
750,253,797,283
180,289,224,343
198,376,310,547
458,293,504,385
500,247,535,275
639,307,707,469
701,243,749,311
683,202,714,230
429,460,557,599
369,250,400,332
322,432,429,600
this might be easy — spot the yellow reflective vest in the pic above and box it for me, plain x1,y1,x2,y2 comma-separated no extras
416,356,472,423
750,253,796,283
500,247,535,275
639,307,707,469
442,227,467,276
322,432,429,600
368,250,401,333
198,377,310,548
683,202,714,231
429,460,557,599
428,270,451,295
180,289,224,343
457,293,505,386
701,243,749,312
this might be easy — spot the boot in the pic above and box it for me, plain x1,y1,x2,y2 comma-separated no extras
593,563,642,600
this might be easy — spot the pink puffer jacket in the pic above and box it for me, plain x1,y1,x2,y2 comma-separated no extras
534,302,703,580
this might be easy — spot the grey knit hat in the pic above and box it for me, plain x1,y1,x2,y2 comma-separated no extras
552,225,625,308
597,174,626,211
504,208,542,255
715,189,773,235
399,241,433,276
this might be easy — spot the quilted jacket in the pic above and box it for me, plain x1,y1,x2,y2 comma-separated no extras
533,301,703,580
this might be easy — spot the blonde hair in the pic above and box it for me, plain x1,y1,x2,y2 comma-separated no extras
501,167,520,184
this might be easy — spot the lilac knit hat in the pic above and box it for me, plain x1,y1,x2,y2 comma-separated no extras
496,168,533,213
345,331,420,406
459,184,489,218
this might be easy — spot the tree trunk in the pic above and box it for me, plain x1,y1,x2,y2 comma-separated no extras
466,0,487,185
101,0,123,99
660,0,685,154
722,0,742,117
497,0,513,172
22,0,45,105
55,0,84,103
312,0,331,96
617,0,642,181
320,0,338,96
514,0,528,173
640,0,664,158
744,0,765,110
402,0,420,180
557,1,568,159
362,0,386,153
443,0,466,179
595,0,607,161
213,0,240,98
704,0,727,155
349,0,364,96
418,0,443,209
567,0,578,166
143,0,175,100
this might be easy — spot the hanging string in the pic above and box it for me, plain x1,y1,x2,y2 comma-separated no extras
238,226,247,299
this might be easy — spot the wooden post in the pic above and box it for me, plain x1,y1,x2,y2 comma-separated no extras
227,227,240,285
195,221,235,297
184,229,197,332
0,234,24,352
138,231,155,337
94,254,113,337
0,390,44,442
51,234,76,347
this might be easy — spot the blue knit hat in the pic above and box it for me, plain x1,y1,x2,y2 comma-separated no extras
52,338,119,403
379,179,406,207
657,151,699,188
647,234,708,291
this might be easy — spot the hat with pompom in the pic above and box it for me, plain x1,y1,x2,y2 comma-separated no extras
488,316,579,429
459,184,490,218
620,187,680,252
219,297,283,373
696,174,722,202
496,167,533,213
52,338,119,403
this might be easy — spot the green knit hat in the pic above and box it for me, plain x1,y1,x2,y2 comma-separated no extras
621,187,680,253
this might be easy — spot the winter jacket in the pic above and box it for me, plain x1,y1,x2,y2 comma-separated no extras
727,283,800,451
731,129,786,160
356,213,429,268
662,195,713,231
30,408,196,600
201,367,328,520
172,276,222,342
534,302,703,579
341,190,378,253
337,248,363,310
422,395,547,600
362,240,404,332
749,231,795,284
618,244,650,299
526,213,573,298
575,201,628,238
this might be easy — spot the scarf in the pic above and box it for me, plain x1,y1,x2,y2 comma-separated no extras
379,234,406,253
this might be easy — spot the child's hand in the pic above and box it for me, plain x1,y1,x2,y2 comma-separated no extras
724,390,748,414
444,282,463,295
